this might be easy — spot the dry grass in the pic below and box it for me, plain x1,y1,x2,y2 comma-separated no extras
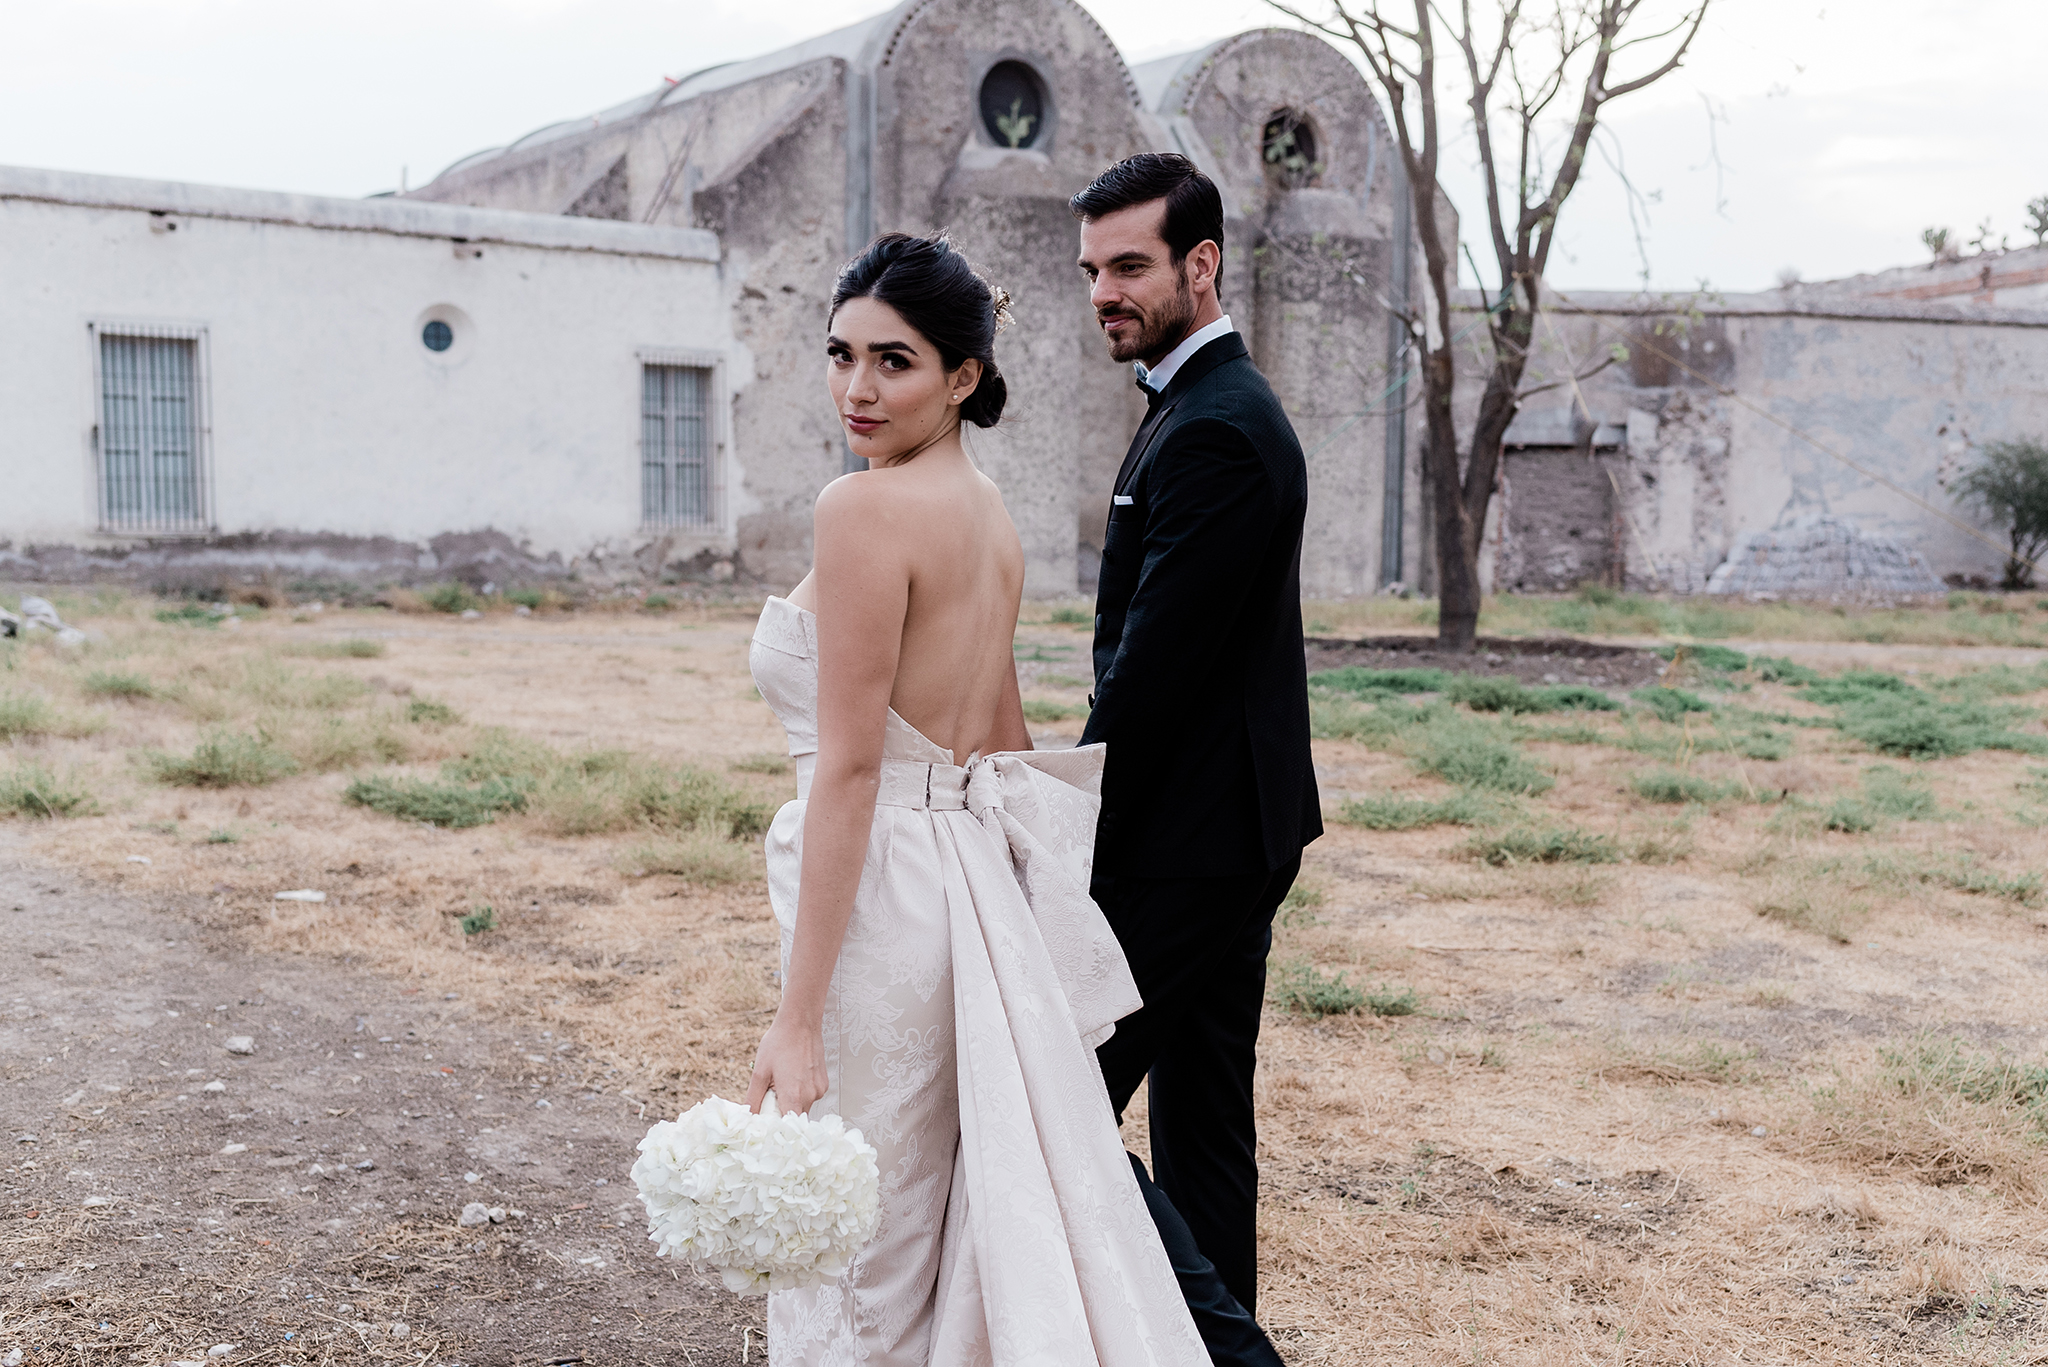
6,587,2048,1361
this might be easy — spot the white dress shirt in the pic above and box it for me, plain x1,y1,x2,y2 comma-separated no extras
1134,314,1234,395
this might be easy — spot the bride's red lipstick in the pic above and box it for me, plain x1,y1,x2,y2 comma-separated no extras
844,412,883,436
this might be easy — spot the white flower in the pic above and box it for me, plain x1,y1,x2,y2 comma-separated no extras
630,1093,880,1296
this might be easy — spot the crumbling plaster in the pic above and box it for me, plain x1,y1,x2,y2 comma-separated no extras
1452,291,2048,593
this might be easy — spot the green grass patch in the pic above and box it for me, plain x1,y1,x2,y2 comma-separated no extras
148,730,300,787
1632,686,1713,722
155,603,225,627
459,904,498,935
422,728,771,837
421,582,480,614
619,827,758,884
1278,878,1326,926
1654,643,1751,673
1630,769,1738,804
1458,826,1619,866
0,692,59,739
405,697,460,725
1021,699,1088,722
506,588,545,610
1877,1035,2048,1121
1859,764,1938,819
83,670,154,700
1269,961,1420,1019
1338,790,1505,830
1311,665,1453,696
1753,655,1821,684
731,753,792,776
343,773,528,828
289,639,386,659
0,763,99,819
1047,606,1090,626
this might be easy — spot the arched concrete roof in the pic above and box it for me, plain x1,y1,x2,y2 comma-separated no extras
426,0,1142,187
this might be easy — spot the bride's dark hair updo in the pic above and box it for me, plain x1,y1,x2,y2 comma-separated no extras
830,232,1012,429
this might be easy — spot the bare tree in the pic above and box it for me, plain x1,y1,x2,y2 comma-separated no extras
1266,0,1709,649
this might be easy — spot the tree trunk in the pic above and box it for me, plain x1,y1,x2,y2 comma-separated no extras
1422,345,1481,651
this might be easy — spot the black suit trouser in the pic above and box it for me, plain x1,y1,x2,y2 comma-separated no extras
1094,855,1300,1319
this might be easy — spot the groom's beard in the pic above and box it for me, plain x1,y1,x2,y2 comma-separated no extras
1098,265,1196,366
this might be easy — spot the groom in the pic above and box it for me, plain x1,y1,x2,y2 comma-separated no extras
1071,154,1322,1362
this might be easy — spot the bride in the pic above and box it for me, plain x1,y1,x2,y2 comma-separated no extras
744,233,1207,1365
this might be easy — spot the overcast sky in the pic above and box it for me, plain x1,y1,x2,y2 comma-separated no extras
3,0,2040,292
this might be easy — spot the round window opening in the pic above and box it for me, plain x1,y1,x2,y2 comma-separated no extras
421,320,454,352
1261,110,1321,187
979,61,1047,150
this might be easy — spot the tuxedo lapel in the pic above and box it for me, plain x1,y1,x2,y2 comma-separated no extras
1112,399,1177,497
1108,332,1249,497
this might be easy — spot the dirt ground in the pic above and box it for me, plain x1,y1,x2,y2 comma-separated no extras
3,595,2047,1365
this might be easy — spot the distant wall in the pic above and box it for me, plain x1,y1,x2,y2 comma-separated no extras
1451,291,2048,592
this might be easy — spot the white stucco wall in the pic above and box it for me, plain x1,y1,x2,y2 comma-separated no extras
1,167,736,566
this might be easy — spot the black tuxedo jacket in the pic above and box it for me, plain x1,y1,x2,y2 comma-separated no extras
1081,332,1322,878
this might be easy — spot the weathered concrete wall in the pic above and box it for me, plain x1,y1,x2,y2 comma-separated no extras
1,167,736,584
409,2,1427,599
1451,291,2048,592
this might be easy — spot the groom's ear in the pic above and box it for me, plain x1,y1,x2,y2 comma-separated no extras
1185,239,1222,300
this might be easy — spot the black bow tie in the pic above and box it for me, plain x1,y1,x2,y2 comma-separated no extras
1137,374,1161,411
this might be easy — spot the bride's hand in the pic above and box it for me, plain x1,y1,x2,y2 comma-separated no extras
746,1009,829,1116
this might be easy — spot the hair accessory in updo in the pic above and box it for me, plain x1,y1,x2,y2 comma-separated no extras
990,285,1015,335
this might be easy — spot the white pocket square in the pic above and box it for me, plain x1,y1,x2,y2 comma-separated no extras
1112,495,1134,506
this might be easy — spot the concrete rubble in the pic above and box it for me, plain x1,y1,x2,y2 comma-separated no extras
1705,515,1947,598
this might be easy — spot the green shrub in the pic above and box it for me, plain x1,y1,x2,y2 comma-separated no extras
1269,960,1366,1017
343,773,528,827
148,730,300,787
1365,984,1421,1016
1446,675,1539,712
1533,684,1620,712
643,593,675,611
1415,726,1553,794
421,582,479,614
155,603,224,627
205,828,239,844
1753,655,1821,684
459,904,498,935
1630,769,1736,804
0,763,99,819
1878,1035,2048,1119
406,697,460,725
506,588,545,610
1021,699,1088,722
1338,791,1503,830
0,692,59,739
1458,826,1619,866
1656,643,1751,673
425,728,769,837
1632,687,1713,722
1048,606,1091,626
1311,665,1453,696
1860,765,1938,819
1822,798,1876,833
83,670,154,700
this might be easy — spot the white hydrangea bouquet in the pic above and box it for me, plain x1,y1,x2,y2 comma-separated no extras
630,1093,881,1295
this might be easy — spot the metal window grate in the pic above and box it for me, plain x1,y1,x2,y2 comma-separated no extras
641,364,717,528
99,332,207,532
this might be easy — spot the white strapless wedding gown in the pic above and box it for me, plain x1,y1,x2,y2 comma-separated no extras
749,597,1205,1366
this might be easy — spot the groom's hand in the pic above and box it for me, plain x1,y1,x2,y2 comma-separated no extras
747,1008,830,1116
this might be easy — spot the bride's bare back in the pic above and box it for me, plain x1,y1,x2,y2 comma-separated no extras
786,452,1027,764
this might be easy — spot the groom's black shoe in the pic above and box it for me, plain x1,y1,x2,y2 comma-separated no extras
1126,1153,1284,1367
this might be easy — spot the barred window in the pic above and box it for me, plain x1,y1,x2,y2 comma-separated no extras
99,332,207,532
642,364,717,528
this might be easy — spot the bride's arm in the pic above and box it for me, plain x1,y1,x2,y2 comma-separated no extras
746,476,910,1116
988,641,1033,753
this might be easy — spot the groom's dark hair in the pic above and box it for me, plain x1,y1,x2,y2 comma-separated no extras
1069,153,1226,301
